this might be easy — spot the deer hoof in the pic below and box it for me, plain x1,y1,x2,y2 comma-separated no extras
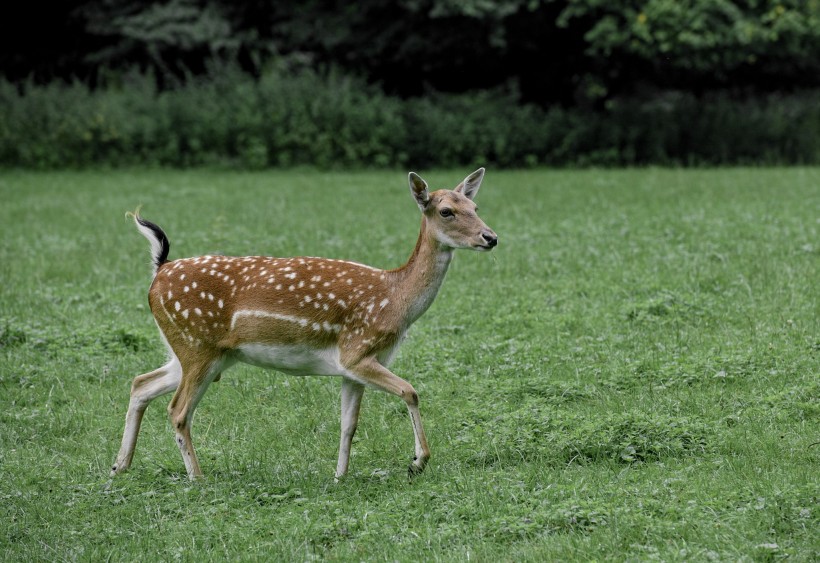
407,463,425,478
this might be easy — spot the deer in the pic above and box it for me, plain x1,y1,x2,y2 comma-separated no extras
110,168,497,481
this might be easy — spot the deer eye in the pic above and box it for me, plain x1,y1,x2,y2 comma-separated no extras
440,208,454,218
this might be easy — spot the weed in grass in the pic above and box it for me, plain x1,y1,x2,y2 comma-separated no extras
460,405,712,467
0,323,27,348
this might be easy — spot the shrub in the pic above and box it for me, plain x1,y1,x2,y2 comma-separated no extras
1,65,818,168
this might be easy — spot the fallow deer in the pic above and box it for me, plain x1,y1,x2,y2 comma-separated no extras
111,168,497,480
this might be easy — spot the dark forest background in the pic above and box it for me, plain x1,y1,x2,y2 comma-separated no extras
2,0,820,168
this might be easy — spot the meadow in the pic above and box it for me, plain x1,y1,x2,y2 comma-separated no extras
0,167,817,561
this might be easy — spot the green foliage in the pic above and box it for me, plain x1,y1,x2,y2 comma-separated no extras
2,67,819,168
540,0,820,100
556,0,820,75
77,0,249,81
8,0,820,105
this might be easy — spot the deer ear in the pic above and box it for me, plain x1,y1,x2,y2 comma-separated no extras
454,167,485,200
408,172,430,210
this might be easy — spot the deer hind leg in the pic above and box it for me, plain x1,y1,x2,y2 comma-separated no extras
166,353,227,480
335,378,365,479
111,358,182,476
346,357,430,477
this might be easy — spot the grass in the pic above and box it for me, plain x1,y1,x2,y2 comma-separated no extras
0,167,818,561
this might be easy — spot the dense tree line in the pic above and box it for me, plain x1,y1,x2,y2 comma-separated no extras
4,0,819,104
3,1,819,167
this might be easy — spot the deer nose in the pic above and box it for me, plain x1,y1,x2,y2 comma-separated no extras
482,231,498,248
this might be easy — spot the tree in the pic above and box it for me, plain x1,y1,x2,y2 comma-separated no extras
3,0,818,102
76,0,250,84
551,0,820,96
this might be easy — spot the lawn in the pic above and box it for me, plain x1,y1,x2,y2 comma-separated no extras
1,168,817,561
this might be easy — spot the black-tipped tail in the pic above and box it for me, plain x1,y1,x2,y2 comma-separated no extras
128,208,170,276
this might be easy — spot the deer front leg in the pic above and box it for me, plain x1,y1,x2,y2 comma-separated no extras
346,357,430,476
335,378,365,479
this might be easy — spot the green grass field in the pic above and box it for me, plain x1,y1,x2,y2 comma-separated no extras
1,168,817,561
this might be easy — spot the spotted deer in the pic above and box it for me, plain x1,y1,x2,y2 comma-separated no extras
111,168,497,480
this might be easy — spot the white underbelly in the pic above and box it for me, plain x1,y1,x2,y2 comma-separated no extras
233,343,347,377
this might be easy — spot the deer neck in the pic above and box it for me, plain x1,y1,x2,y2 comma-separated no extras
391,216,454,327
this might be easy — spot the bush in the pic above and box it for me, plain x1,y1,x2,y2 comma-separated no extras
1,66,818,168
